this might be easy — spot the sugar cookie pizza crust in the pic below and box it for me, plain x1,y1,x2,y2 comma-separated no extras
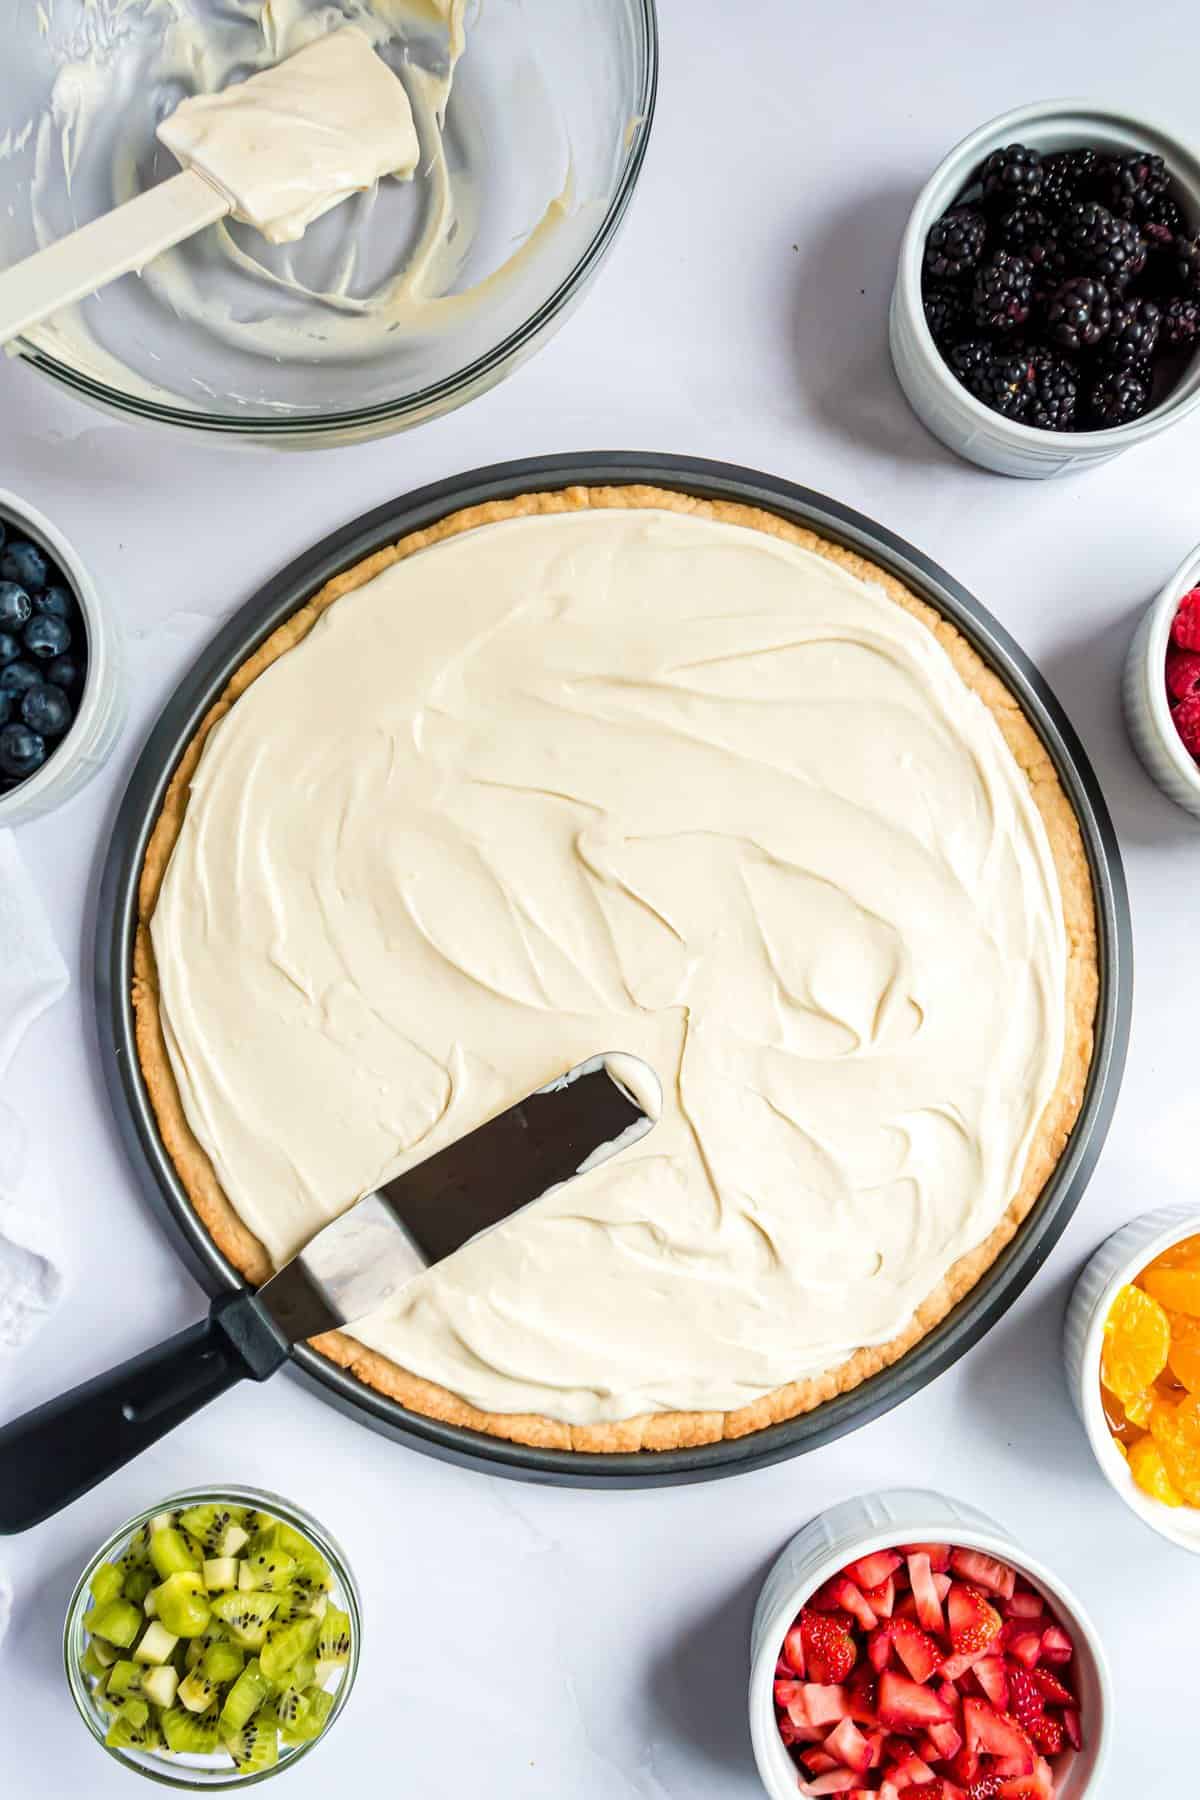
132,484,1099,1453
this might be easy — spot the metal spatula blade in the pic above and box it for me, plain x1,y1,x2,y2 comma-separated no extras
0,1053,660,1532
257,1052,662,1341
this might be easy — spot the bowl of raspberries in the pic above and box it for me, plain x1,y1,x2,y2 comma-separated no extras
0,491,124,823
891,101,1200,477
1124,542,1200,818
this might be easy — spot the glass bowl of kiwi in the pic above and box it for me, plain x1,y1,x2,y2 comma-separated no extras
64,1486,360,1788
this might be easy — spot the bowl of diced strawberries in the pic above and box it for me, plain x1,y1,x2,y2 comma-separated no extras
749,1489,1111,1800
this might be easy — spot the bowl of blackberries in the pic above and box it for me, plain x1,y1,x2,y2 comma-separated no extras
891,101,1200,477
0,491,123,823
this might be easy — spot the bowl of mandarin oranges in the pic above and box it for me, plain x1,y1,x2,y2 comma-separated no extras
1065,1206,1200,1551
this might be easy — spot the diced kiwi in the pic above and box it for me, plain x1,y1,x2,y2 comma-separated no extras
184,1623,232,1670
105,1710,162,1752
118,1524,152,1572
200,1639,245,1686
316,1606,351,1667
282,1686,334,1746
89,1563,126,1608
153,1572,211,1638
123,1566,156,1606
210,1589,280,1649
133,1621,180,1665
262,1681,309,1731
178,1504,237,1554
260,1614,320,1683
86,1599,142,1648
141,1664,179,1710
149,1511,177,1534
218,1658,272,1737
177,1667,218,1714
224,1714,279,1774
203,1556,239,1592
162,1703,221,1755
149,1527,200,1580
82,1639,117,1676
106,1659,144,1697
272,1522,333,1591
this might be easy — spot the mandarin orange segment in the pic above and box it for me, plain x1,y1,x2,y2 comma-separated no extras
1149,1394,1200,1504
1142,1232,1200,1274
1101,1284,1171,1403
1127,1436,1184,1507
1141,1268,1200,1318
1167,1311,1200,1394
1124,1387,1155,1428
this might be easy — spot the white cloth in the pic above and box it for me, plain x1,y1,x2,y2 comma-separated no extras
0,830,68,1354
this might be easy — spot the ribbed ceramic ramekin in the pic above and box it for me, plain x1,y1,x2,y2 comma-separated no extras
1123,543,1200,818
749,1488,1111,1800
890,100,1200,477
0,490,124,824
1065,1206,1200,1551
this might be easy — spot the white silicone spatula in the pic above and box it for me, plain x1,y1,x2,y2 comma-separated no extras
0,27,420,348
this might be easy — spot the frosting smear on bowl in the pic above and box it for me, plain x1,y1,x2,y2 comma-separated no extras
150,505,1069,1426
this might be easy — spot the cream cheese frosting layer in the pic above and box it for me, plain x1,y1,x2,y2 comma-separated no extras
150,507,1069,1426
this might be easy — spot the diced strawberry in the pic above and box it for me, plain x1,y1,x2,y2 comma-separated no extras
803,1684,851,1726
935,1784,967,1800
845,1550,904,1591
947,1745,981,1786
1062,1708,1082,1751
937,1678,961,1715
787,1703,827,1739
909,1554,946,1634
801,1609,859,1684
801,1750,840,1774
973,1657,1009,1709
864,1576,897,1620
810,1579,848,1613
1171,588,1200,651
1006,1631,1043,1670
784,1625,808,1676
880,1785,902,1800
1039,1625,1073,1666
948,1584,1002,1657
891,1617,944,1684
878,1671,955,1732
949,1550,1016,1600
1003,1667,1044,1736
779,1713,803,1746
1029,1714,1064,1757
800,1773,860,1796
961,1781,1000,1800
926,1720,964,1761
962,1700,1035,1776
868,1625,895,1673
933,1573,953,1601
1029,1666,1073,1707
846,1669,879,1726
828,1577,879,1632
866,1728,886,1767
776,1679,806,1709
1002,1591,1044,1621
996,1759,1053,1800
888,1750,936,1786
942,1649,987,1682
826,1718,874,1775
901,1543,952,1572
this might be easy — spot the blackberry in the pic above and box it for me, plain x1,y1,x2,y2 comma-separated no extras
1103,297,1161,366
945,337,995,384
1028,349,1079,431
1142,220,1181,294
1040,148,1100,214
1161,295,1200,350
1061,202,1146,287
1046,276,1112,350
995,203,1058,261
922,283,970,346
1098,151,1170,219
1087,362,1152,428
1141,191,1185,238
963,347,1037,418
1173,234,1200,298
971,251,1033,332
924,206,988,279
979,144,1044,211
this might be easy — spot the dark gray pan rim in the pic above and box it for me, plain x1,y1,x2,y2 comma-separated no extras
95,452,1133,1488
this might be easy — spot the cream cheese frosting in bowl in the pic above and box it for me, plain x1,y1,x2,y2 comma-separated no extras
2,0,656,443
145,500,1078,1433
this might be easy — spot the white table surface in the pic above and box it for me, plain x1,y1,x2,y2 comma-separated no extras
3,0,1199,1791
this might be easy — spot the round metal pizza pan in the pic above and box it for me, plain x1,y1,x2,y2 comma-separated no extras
94,452,1133,1488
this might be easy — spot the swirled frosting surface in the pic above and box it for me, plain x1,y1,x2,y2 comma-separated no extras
151,507,1068,1423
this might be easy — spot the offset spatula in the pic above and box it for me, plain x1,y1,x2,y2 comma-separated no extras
0,1054,660,1534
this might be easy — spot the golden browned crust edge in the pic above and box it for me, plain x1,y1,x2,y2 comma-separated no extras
133,484,1099,1454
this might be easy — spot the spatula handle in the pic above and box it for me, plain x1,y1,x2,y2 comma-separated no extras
0,169,229,348
0,1290,287,1534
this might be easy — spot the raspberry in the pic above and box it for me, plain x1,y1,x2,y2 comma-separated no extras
1173,694,1200,759
1166,649,1200,701
1172,589,1200,651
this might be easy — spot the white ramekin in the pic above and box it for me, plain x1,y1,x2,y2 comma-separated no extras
890,99,1200,478
1123,542,1200,818
0,489,124,824
1064,1205,1200,1552
749,1487,1111,1800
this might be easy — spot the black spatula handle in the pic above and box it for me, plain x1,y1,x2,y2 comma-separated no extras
0,1290,288,1534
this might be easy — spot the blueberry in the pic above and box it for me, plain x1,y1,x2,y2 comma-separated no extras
0,660,41,699
46,652,83,692
0,691,11,728
33,585,73,621
0,582,31,630
23,613,71,660
21,681,72,738
0,722,46,781
0,540,48,592
0,631,21,666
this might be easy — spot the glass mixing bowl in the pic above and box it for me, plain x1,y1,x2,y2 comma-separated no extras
3,0,657,446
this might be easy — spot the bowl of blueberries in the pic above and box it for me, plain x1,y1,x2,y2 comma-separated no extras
0,491,123,823
890,100,1200,477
